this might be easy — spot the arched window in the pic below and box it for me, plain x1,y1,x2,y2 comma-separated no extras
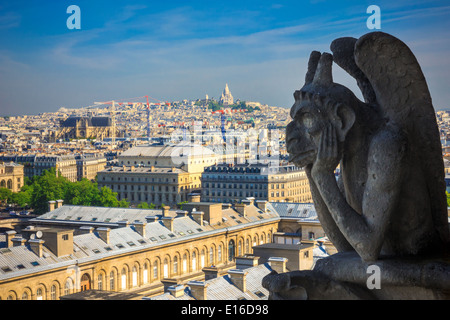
64,279,73,296
200,249,205,268
98,274,103,290
153,261,158,280
21,291,29,300
228,240,235,262
163,258,169,278
36,288,43,300
173,256,178,275
132,266,138,287
192,251,197,271
183,254,188,273
121,268,127,290
246,239,250,253
218,245,222,262
143,263,149,284
238,240,242,256
209,247,214,266
51,285,57,300
110,271,115,291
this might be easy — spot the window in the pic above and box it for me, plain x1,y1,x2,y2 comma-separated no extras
36,288,43,300
110,271,115,291
51,285,57,300
163,259,169,278
121,268,127,290
143,263,149,284
132,267,138,287
98,274,103,290
228,240,235,262
173,256,178,274
64,279,73,295
153,261,158,279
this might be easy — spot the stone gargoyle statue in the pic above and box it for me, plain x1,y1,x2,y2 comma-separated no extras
262,32,450,299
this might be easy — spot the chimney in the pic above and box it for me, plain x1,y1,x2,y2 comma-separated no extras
145,216,159,223
245,197,255,206
168,284,185,298
29,239,45,258
188,194,201,203
236,255,260,269
117,220,129,228
133,221,147,237
228,269,248,292
150,165,155,172
130,165,135,172
162,205,170,217
12,236,26,247
188,281,208,300
78,226,94,235
203,266,219,280
6,230,16,248
97,227,110,244
176,210,188,217
191,211,204,227
48,200,56,212
269,257,288,273
234,203,247,217
256,200,268,212
56,199,64,209
161,216,174,232
222,203,232,210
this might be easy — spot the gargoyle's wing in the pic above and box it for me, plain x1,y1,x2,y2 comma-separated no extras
354,31,450,245
330,37,377,106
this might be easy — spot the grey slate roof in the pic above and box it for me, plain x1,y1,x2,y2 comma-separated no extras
1,203,280,281
149,263,272,300
269,202,318,222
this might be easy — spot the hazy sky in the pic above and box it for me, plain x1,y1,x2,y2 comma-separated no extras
0,0,449,116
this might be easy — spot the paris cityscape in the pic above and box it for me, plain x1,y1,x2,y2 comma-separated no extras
0,0,449,308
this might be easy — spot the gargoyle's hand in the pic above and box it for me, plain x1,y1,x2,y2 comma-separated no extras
312,123,340,175
262,271,295,293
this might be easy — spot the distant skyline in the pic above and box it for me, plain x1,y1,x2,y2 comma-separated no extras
1,1,449,116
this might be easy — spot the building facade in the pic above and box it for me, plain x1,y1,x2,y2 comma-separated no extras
97,165,199,206
0,199,279,300
0,162,24,193
75,154,107,181
201,163,312,204
52,116,119,141
98,144,220,206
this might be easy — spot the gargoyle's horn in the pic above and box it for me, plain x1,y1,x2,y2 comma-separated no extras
305,51,321,85
313,53,333,85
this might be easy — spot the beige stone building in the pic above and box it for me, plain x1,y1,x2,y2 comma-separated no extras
98,144,220,206
75,154,107,181
201,163,312,204
0,199,279,300
0,162,24,193
53,116,120,141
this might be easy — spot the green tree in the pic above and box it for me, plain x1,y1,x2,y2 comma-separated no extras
64,178,100,206
137,202,150,209
9,184,33,208
30,168,69,214
0,188,12,204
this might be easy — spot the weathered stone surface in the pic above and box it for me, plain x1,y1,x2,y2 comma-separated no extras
264,31,450,299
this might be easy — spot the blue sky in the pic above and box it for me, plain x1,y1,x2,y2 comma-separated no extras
0,0,449,116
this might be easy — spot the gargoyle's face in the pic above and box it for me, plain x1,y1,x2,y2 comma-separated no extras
286,98,328,168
